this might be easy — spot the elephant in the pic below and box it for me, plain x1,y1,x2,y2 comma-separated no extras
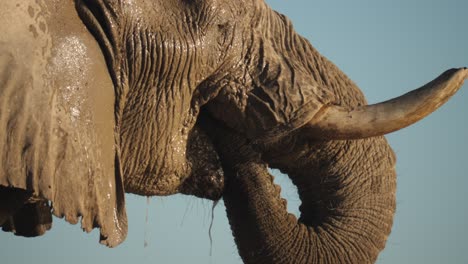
0,0,466,263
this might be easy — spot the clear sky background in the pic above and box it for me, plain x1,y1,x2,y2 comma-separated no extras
1,0,467,263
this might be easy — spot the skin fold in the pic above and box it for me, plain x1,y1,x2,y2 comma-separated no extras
0,0,466,262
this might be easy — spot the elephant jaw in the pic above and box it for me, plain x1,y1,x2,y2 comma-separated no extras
304,68,468,140
120,116,225,200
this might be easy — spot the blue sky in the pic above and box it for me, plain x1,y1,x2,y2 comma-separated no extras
2,0,467,263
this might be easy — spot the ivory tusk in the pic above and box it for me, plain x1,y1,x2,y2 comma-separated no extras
305,68,468,140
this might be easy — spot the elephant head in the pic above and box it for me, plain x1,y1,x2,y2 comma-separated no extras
0,0,466,262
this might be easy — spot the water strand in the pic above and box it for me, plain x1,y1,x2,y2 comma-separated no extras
144,196,150,248
209,200,219,257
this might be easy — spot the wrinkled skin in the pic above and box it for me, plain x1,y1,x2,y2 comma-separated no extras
0,0,466,263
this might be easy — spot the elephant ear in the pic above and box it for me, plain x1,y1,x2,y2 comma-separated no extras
0,0,127,247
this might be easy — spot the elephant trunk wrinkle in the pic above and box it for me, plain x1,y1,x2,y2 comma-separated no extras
221,136,396,264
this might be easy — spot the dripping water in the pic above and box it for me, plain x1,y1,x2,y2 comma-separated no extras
144,196,150,248
208,199,219,257
180,198,193,227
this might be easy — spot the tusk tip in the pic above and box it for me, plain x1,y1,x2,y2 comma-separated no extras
458,67,468,80
449,67,468,82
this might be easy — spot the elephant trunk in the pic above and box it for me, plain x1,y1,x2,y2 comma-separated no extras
222,137,396,264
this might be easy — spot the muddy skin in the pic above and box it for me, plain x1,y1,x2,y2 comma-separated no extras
0,0,127,246
0,0,466,262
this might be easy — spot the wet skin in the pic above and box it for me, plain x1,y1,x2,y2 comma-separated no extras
0,1,466,263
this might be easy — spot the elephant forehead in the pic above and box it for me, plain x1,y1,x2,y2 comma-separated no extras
120,0,239,29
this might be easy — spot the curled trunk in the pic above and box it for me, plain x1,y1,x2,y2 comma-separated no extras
219,135,396,263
